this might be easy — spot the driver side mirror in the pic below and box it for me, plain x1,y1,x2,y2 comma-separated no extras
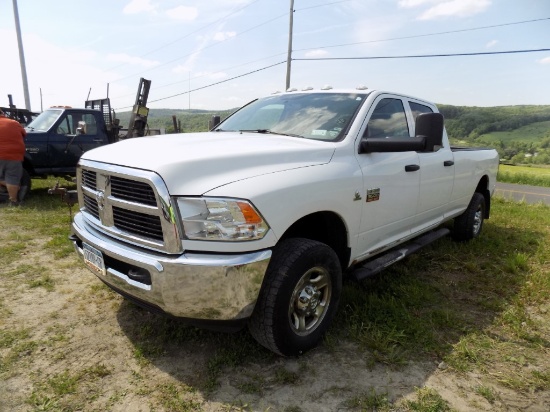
415,112,444,152
76,121,86,135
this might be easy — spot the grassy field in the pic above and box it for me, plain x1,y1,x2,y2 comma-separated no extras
497,164,550,187
1,178,549,411
478,121,550,144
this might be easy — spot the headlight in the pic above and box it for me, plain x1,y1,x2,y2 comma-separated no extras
177,197,269,241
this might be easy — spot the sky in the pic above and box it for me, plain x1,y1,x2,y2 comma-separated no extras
1,0,549,113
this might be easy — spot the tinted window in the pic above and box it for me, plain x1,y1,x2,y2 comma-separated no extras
364,98,409,138
410,101,433,119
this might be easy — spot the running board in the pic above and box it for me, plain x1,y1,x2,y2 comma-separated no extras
351,228,450,282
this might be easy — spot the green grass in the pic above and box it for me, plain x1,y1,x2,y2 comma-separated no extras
478,120,550,144
497,164,550,187
402,387,451,411
346,388,392,411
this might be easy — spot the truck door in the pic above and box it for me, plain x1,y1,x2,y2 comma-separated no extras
354,96,420,259
409,101,454,233
48,111,105,171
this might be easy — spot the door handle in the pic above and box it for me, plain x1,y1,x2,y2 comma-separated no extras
405,164,420,172
443,160,454,167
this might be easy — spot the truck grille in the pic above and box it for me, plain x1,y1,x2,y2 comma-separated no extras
77,160,181,254
112,206,163,241
83,193,99,219
111,176,157,206
82,169,97,190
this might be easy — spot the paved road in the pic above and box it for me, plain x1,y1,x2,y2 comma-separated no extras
495,182,550,205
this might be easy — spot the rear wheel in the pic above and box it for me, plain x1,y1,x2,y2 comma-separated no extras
453,192,485,241
248,238,342,356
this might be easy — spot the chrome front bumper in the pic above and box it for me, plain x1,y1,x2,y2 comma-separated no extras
71,212,271,321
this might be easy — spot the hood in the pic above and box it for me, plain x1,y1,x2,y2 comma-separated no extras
81,131,335,195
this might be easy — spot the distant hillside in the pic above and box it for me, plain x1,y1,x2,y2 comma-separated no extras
438,104,550,140
438,104,550,164
118,104,550,165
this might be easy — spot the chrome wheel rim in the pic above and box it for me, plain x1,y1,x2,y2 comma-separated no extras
288,267,332,336
473,206,483,235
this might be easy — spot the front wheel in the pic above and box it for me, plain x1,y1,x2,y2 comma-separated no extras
248,238,342,356
453,192,486,241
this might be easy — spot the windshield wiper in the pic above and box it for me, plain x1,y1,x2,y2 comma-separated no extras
238,129,303,138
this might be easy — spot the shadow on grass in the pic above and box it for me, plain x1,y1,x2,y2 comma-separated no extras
112,217,546,408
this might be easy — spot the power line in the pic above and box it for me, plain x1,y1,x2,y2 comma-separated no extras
111,51,288,101
114,60,286,109
294,17,550,53
295,0,352,12
116,47,548,109
141,16,548,97
293,48,550,61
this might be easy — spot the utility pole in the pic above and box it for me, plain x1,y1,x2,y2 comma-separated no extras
12,0,31,110
285,0,294,91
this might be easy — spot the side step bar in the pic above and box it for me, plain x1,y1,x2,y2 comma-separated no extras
351,228,450,282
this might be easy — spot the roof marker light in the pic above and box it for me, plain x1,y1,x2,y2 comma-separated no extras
286,87,298,92
321,85,333,90
302,86,314,91
356,85,368,90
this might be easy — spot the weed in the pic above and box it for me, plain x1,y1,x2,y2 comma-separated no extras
155,383,201,411
83,363,112,379
402,387,451,411
346,387,392,411
444,334,493,372
474,385,497,404
28,275,55,291
0,328,31,348
48,371,79,395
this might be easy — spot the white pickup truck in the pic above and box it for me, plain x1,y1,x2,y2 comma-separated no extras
70,87,499,356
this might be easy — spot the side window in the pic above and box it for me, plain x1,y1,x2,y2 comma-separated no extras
56,114,74,135
409,102,433,119
364,98,409,138
82,114,98,135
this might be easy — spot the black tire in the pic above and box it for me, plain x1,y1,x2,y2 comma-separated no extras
18,169,32,202
248,238,342,356
453,192,485,241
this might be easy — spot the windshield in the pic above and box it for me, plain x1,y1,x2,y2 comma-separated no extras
26,109,63,132
217,93,368,141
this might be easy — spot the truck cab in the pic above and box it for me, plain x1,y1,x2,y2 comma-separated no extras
24,107,111,178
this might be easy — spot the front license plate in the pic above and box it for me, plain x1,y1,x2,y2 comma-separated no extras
83,243,106,276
